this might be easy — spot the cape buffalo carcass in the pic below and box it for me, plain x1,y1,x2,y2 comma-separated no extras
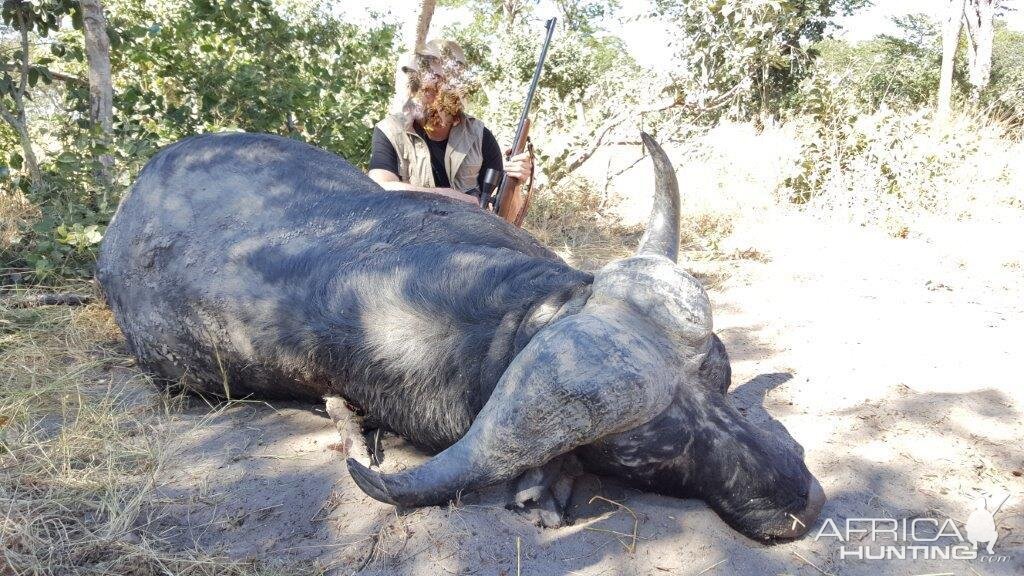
97,131,825,541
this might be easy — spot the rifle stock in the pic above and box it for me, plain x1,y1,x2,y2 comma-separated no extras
495,118,530,224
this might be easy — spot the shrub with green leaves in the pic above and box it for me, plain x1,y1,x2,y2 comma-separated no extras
652,0,870,120
987,23,1024,126
105,0,395,163
782,108,1024,237
2,0,396,283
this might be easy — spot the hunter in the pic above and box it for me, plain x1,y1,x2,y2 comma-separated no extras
367,39,532,204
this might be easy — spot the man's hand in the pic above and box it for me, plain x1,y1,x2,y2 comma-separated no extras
504,151,533,181
436,188,479,204
368,169,478,204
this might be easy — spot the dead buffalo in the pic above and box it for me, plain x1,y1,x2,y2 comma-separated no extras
97,131,825,541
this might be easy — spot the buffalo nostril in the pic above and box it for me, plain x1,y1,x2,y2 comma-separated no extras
796,484,809,500
775,477,826,540
795,478,826,533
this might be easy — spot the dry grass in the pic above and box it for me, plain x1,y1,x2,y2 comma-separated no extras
0,284,314,575
791,109,1024,238
0,189,40,250
525,121,795,272
569,109,1024,265
525,178,639,270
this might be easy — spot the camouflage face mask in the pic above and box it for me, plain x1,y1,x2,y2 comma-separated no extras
406,43,478,128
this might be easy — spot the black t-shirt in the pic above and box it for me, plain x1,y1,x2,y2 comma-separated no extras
369,123,503,190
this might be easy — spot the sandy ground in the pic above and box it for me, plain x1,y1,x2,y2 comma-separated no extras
138,210,1024,575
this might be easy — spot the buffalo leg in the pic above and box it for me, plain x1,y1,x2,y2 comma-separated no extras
325,396,373,467
508,454,582,528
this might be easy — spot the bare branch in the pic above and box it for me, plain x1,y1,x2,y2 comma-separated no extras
546,84,744,187
0,105,21,130
0,64,88,86
6,293,95,308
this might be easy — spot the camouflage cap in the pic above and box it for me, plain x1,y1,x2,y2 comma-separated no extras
401,39,468,73
418,39,467,64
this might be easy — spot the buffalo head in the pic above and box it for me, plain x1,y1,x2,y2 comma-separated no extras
347,133,825,541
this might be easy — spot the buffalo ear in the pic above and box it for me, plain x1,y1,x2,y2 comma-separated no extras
636,132,681,263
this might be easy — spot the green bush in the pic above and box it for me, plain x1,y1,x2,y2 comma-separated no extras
2,0,396,284
782,108,1023,237
986,24,1024,126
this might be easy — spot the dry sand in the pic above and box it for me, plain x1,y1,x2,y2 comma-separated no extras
140,210,1023,575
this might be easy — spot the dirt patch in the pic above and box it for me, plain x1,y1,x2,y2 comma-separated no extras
5,208,1022,575
136,211,1023,575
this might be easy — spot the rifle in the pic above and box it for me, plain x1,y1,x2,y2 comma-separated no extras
479,17,556,226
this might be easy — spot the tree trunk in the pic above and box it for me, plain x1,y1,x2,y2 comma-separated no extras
79,0,115,186
390,0,437,113
1,109,43,189
80,0,114,134
937,0,966,121
963,0,996,102
2,11,43,188
503,0,527,25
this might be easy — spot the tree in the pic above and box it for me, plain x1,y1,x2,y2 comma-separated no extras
963,0,997,101
79,0,112,133
501,0,528,25
988,22,1024,124
390,0,436,112
79,0,114,181
653,0,871,121
106,0,394,164
4,0,398,281
938,0,1001,117
441,0,650,190
552,0,617,32
1,0,57,189
938,0,965,120
802,15,945,116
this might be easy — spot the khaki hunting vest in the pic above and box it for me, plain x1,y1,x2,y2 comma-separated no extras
376,112,486,191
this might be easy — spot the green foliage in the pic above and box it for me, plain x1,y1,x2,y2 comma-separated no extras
798,13,1024,129
0,0,75,154
797,14,964,123
553,0,620,33
2,0,396,283
787,12,1024,208
4,0,1021,285
444,1,626,113
442,0,650,189
781,107,1023,237
986,23,1024,125
652,0,871,120
106,0,395,164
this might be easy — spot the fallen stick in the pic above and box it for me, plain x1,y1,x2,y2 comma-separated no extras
791,551,833,576
695,559,727,575
516,536,522,576
587,495,640,554
6,292,94,308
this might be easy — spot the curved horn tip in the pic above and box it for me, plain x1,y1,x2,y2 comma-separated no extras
636,131,681,262
347,458,397,505
639,131,672,167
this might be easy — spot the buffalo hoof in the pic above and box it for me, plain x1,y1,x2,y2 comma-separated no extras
508,455,582,528
325,396,373,467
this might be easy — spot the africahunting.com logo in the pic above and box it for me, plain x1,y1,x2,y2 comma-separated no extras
814,493,1011,563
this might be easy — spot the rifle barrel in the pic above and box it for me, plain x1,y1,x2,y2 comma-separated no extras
510,17,556,154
